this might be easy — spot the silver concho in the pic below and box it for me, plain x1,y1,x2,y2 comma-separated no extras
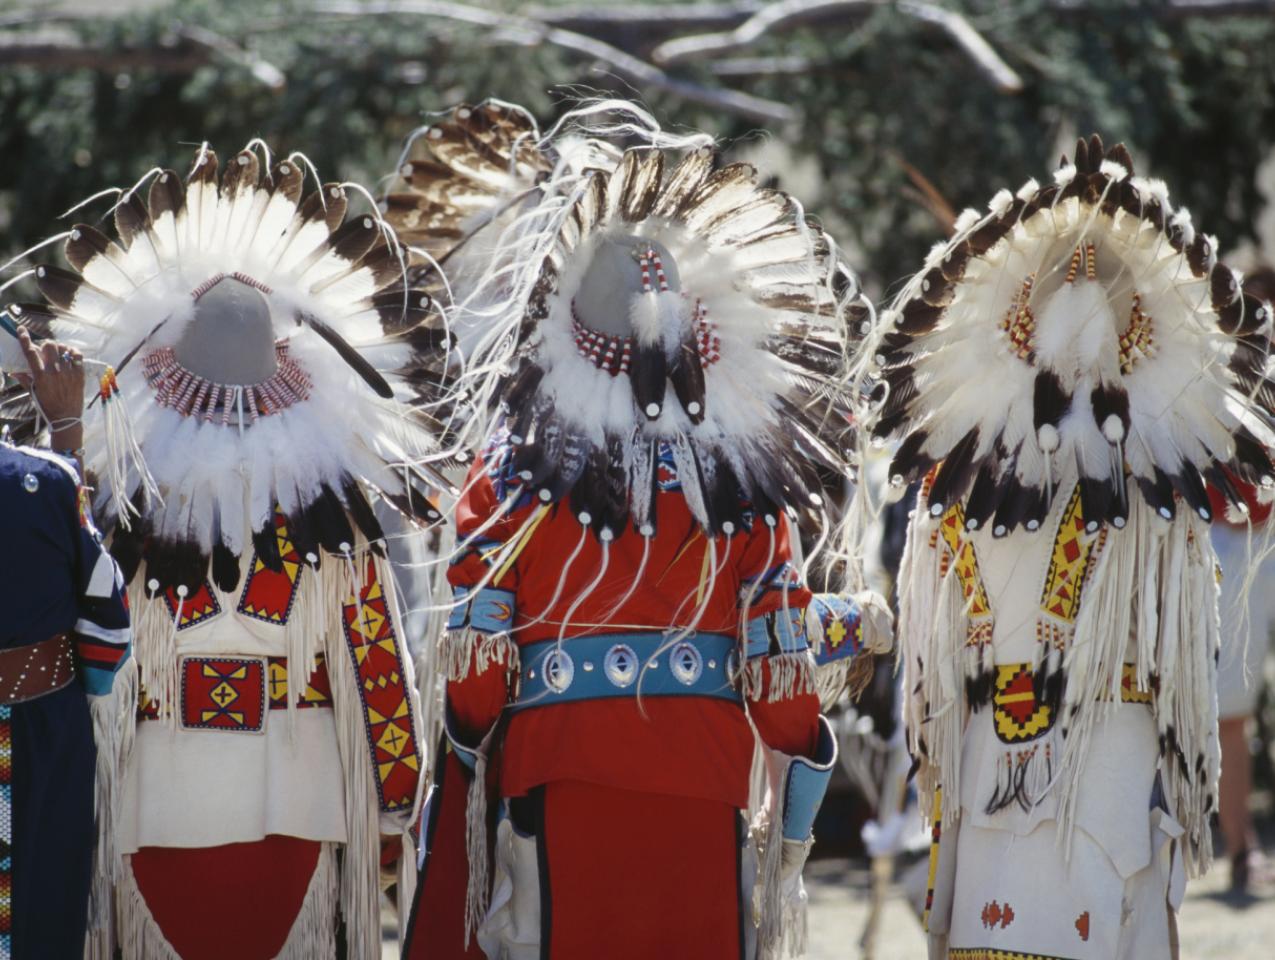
603,643,638,688
670,642,704,686
22,473,39,493
541,649,574,693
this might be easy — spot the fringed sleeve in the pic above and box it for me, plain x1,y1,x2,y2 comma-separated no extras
442,452,530,690
71,485,137,958
1053,500,1220,876
735,515,837,959
806,590,894,708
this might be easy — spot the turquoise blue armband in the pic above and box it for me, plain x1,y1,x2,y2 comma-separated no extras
447,586,516,634
745,607,808,659
781,715,838,841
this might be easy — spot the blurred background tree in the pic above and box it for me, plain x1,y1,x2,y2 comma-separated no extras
2,0,1275,297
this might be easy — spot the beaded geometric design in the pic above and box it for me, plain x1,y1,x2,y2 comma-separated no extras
1039,485,1105,625
341,560,421,813
179,657,266,733
923,786,942,931
571,313,633,375
949,949,1071,959
937,503,994,645
981,900,1015,930
693,300,721,367
161,579,222,631
139,654,332,721
1116,663,1154,705
1065,242,1098,284
1119,292,1156,374
1000,274,1036,362
817,599,862,662
992,663,1053,743
0,705,10,959
266,655,332,709
237,511,303,625
142,340,312,423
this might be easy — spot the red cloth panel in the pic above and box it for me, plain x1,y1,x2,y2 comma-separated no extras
403,749,489,960
541,779,742,960
130,836,321,960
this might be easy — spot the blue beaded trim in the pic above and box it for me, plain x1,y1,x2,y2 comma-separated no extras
744,607,808,659
447,586,517,633
809,593,863,667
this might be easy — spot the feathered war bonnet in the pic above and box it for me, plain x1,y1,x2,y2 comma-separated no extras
3,143,452,595
462,137,868,545
384,99,553,267
870,134,1275,533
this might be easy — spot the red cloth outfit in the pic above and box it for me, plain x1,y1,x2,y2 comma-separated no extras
405,442,823,959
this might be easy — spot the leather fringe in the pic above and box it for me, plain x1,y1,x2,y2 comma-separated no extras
85,657,138,959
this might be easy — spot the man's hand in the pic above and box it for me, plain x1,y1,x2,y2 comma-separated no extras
16,328,85,457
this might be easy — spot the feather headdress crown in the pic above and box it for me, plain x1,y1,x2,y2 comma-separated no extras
455,138,866,541
871,134,1275,536
4,143,451,594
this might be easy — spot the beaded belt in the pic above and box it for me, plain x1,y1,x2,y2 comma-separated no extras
512,632,740,712
139,654,332,732
992,660,1152,745
0,634,74,704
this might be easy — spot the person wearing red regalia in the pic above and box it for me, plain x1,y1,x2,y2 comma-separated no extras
394,107,889,959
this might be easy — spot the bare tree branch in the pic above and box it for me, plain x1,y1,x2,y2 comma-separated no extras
0,24,287,89
652,0,874,65
176,26,286,90
707,55,817,76
1079,0,1275,15
652,0,1020,93
527,2,761,33
897,2,1022,92
517,0,1275,44
314,0,796,124
0,28,204,71
652,0,1020,91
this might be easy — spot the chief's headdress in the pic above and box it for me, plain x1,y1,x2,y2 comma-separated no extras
430,135,869,545
872,134,1275,531
3,143,451,594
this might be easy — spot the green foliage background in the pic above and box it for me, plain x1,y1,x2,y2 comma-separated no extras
1,0,1274,294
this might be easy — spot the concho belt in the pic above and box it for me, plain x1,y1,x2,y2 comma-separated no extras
511,632,740,712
